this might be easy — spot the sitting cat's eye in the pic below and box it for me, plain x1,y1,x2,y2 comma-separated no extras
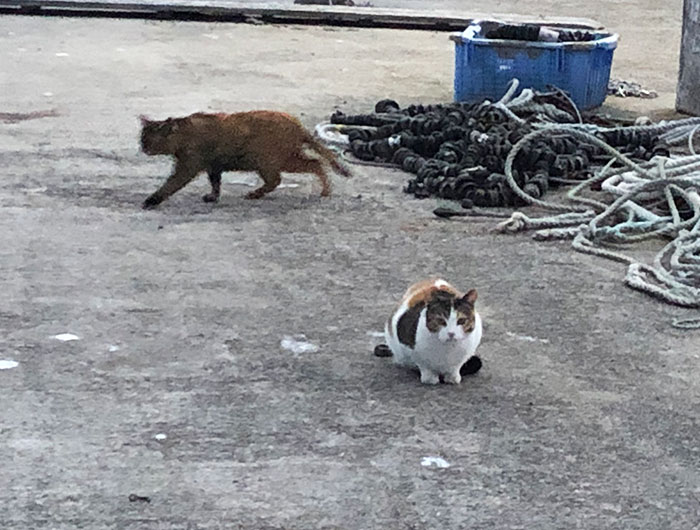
457,318,468,325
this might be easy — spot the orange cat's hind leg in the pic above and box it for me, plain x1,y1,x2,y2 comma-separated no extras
284,155,331,197
245,169,281,200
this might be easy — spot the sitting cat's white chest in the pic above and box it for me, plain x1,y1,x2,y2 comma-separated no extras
412,310,482,374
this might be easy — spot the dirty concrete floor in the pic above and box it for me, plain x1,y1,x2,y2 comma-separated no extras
226,0,682,112
1,6,699,530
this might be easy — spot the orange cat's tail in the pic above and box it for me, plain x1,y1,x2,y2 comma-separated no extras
304,134,352,178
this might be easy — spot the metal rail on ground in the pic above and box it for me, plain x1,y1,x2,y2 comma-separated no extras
0,0,601,31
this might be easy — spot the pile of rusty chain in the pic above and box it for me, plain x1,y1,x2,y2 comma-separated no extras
329,95,670,207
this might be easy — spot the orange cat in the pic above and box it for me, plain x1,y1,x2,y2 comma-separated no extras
139,111,350,208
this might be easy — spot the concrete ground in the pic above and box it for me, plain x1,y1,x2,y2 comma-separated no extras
1,3,699,529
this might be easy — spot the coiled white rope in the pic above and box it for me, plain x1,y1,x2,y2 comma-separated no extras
496,123,700,324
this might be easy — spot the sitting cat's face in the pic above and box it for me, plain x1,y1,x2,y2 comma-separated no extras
139,116,180,155
425,289,477,343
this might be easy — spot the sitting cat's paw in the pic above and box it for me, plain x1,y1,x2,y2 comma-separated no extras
419,370,440,385
202,193,219,203
443,371,462,385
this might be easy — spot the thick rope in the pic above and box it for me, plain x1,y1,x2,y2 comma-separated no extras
497,78,520,105
314,121,351,148
497,118,700,320
688,124,700,156
672,317,700,329
500,150,700,315
504,126,662,212
496,211,592,233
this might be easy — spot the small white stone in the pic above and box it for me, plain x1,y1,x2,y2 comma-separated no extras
421,456,450,468
55,52,69,57
54,333,80,342
280,335,319,354
43,92,53,97
154,433,167,441
506,331,549,344
0,360,19,370
108,345,120,352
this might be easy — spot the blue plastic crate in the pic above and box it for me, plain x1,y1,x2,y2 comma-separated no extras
451,23,618,110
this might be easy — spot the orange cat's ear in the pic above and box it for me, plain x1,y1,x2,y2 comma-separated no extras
161,117,180,133
462,289,478,304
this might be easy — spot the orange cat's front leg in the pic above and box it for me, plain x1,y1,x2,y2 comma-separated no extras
143,158,201,209
202,169,222,203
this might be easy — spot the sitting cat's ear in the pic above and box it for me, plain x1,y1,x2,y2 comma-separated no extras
138,115,152,125
462,289,478,304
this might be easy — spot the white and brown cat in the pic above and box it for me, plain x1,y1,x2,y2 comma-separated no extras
376,278,483,384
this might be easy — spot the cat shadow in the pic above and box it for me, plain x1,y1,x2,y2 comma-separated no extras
162,194,333,224
42,183,331,220
213,193,329,216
